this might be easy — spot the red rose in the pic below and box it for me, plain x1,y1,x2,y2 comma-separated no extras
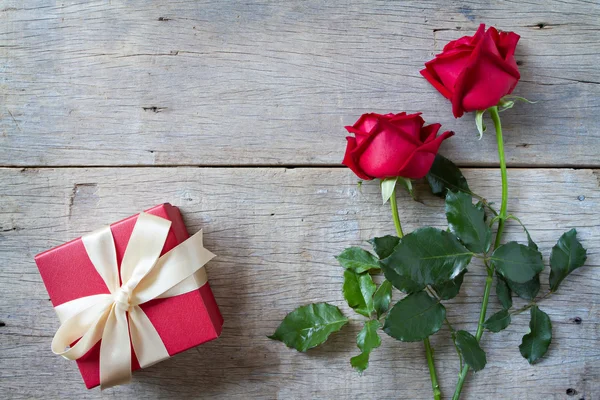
342,112,454,180
420,24,520,118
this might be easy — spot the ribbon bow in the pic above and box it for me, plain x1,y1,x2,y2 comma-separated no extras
51,212,215,389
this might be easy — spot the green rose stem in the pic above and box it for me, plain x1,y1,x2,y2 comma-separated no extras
389,188,442,400
452,106,508,400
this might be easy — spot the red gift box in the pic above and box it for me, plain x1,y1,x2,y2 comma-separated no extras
35,203,223,389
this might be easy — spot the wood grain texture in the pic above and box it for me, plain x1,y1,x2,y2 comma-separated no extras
0,167,598,399
1,0,599,167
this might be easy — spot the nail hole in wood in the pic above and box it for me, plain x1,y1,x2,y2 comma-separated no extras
570,317,582,324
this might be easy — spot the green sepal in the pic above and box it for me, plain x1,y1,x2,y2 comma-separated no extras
498,95,537,112
381,177,398,204
268,303,349,352
475,109,486,139
397,177,417,201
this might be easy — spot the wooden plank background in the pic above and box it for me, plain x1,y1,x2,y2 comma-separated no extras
1,1,599,399
1,1,599,167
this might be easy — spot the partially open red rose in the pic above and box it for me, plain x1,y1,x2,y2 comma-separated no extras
420,24,520,118
342,112,453,180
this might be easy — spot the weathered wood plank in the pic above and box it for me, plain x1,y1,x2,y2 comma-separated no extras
0,167,598,399
1,1,599,167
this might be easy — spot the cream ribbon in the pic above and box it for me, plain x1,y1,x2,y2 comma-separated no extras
51,212,215,389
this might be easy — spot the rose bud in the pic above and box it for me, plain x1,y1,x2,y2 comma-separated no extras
420,24,521,118
342,112,454,180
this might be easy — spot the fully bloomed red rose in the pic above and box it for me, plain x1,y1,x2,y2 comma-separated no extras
420,24,520,118
342,112,453,180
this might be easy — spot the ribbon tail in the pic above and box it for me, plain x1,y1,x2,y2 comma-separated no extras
55,294,114,324
132,230,215,304
51,296,113,361
129,306,170,369
157,268,208,299
99,306,132,390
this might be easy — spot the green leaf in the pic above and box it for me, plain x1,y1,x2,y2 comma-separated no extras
381,264,425,294
373,280,393,318
519,306,552,364
491,242,544,283
445,191,492,254
426,154,470,198
549,229,587,292
432,270,466,300
484,310,512,333
506,274,540,301
383,291,445,342
336,247,380,273
381,177,398,204
496,275,512,310
368,235,400,260
381,227,473,287
268,303,348,351
350,320,382,372
475,109,486,139
455,330,487,371
343,270,376,317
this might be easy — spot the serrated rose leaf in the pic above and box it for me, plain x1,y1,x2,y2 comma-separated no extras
343,270,376,317
383,291,445,342
381,227,473,287
268,303,348,352
519,306,552,364
432,270,466,300
336,247,380,273
507,274,540,301
549,229,587,292
455,330,487,371
350,320,382,372
373,280,393,318
496,275,513,310
368,235,400,260
484,310,511,333
491,242,544,283
426,154,470,198
445,191,491,253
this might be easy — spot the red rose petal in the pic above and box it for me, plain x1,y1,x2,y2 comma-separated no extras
357,123,419,179
342,136,373,180
396,130,454,179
